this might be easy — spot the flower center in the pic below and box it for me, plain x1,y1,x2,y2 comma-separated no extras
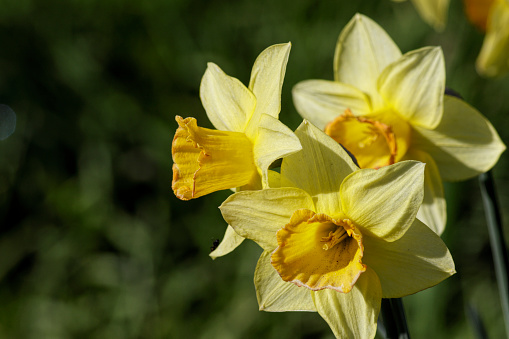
324,108,410,169
321,219,354,250
271,209,366,293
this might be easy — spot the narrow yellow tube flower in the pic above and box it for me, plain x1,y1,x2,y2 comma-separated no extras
221,121,455,338
292,14,506,234
172,116,257,200
171,43,301,201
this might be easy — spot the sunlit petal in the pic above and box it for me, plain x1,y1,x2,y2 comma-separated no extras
220,188,315,250
200,62,256,132
253,114,302,188
412,95,506,181
334,13,401,109
311,267,381,339
363,218,455,298
255,251,316,312
404,149,447,235
247,43,291,136
378,47,445,129
209,225,245,260
292,79,372,129
281,121,358,215
341,161,425,241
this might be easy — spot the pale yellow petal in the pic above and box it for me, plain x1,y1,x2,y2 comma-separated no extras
220,188,315,250
476,0,509,77
410,0,450,31
405,149,447,235
247,43,291,131
267,170,282,188
209,225,245,260
311,267,381,339
292,80,372,129
254,250,316,312
200,62,256,132
341,161,425,242
412,95,506,181
378,47,445,129
281,121,358,216
253,114,302,188
363,218,455,298
334,13,401,109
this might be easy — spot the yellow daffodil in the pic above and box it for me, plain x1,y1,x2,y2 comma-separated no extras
393,0,450,31
464,0,509,77
396,0,509,76
172,43,302,259
221,121,455,338
172,42,301,200
292,14,505,235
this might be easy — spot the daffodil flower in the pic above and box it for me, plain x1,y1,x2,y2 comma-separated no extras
221,121,455,338
398,0,509,76
292,14,505,234
172,43,301,258
392,0,450,31
172,42,301,201
464,0,509,77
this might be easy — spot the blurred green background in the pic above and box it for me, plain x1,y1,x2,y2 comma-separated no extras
0,0,508,338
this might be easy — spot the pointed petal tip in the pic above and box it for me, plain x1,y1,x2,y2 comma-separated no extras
354,13,364,20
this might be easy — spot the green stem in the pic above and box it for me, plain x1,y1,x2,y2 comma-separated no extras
466,303,488,339
479,171,509,338
380,298,410,339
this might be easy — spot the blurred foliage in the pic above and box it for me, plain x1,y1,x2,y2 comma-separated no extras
0,0,507,338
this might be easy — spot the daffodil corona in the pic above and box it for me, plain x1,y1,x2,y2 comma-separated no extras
221,121,455,338
172,116,257,200
271,209,366,293
292,14,506,234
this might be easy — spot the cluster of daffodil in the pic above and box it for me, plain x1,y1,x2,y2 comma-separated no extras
172,14,505,338
396,0,509,77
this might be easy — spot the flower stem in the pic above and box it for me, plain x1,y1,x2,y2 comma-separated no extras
380,298,410,339
465,303,488,339
479,171,509,338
